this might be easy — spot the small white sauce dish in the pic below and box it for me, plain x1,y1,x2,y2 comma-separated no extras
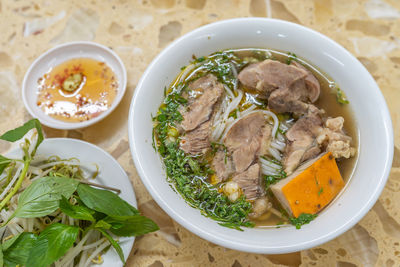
129,18,393,253
22,41,127,130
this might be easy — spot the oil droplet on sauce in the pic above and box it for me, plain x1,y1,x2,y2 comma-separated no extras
36,58,118,122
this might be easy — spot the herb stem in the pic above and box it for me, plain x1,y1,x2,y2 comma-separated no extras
0,159,31,211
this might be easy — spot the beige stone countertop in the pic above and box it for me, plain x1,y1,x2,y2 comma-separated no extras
0,0,399,266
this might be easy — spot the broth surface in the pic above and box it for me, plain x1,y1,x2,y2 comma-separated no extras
36,58,118,122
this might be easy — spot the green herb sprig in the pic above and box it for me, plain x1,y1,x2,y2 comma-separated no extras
289,213,317,229
336,87,349,104
0,120,159,266
286,52,298,65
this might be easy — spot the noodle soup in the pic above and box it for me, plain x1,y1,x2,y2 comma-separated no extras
152,48,358,229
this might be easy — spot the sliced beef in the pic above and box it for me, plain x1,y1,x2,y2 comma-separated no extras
224,112,268,172
231,137,262,172
290,61,320,103
232,163,264,200
258,124,273,157
212,149,234,183
180,121,211,155
268,63,321,115
211,112,273,195
283,106,323,174
268,79,311,114
224,112,265,150
238,59,307,97
180,75,224,131
238,59,321,115
316,117,356,158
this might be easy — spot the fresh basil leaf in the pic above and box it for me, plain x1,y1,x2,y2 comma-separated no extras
2,232,37,267
12,176,79,219
59,196,95,221
97,229,125,264
77,184,139,217
2,235,20,251
94,220,112,229
26,223,79,267
104,215,159,237
0,119,44,156
0,155,11,175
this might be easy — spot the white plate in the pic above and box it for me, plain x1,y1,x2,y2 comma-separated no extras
22,41,127,130
128,18,393,253
18,138,135,266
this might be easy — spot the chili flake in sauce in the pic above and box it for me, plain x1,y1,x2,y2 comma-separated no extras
36,58,118,122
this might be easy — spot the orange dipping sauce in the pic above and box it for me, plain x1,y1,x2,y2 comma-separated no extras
36,58,118,122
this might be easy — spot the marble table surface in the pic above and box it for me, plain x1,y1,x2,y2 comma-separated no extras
0,0,399,266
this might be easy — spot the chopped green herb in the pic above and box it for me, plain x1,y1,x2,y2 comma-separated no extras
286,52,298,65
318,187,324,196
315,175,323,196
161,142,253,229
151,128,156,150
336,88,349,104
289,213,317,229
264,175,278,188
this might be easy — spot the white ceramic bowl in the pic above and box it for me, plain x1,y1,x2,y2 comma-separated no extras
22,42,127,130
128,18,393,253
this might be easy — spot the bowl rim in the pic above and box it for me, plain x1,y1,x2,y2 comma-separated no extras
128,17,394,253
22,41,127,130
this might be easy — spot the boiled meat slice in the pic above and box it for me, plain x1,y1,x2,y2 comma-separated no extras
180,121,211,155
211,149,234,183
283,106,323,174
180,75,224,131
238,59,307,97
290,61,320,103
232,163,264,200
224,112,272,172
